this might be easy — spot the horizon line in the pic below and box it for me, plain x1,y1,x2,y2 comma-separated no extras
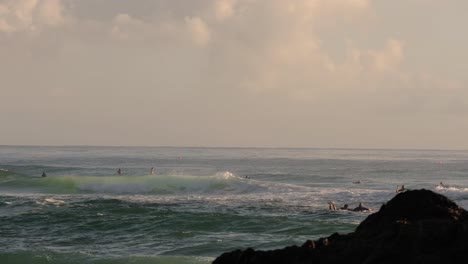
0,144,467,152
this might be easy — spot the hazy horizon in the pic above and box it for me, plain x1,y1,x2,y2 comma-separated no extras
2,144,468,152
1,0,467,149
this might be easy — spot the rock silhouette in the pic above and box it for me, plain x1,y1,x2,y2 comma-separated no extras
213,189,468,264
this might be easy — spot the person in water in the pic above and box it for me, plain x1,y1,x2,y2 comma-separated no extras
117,168,122,175
352,203,370,212
328,202,366,211
328,202,349,211
438,182,449,188
41,171,47,177
396,185,406,193
150,167,155,175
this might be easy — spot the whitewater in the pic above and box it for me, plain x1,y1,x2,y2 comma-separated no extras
1,146,468,263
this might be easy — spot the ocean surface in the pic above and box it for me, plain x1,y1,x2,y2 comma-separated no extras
1,146,468,264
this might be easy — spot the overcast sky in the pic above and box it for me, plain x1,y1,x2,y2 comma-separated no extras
1,0,467,149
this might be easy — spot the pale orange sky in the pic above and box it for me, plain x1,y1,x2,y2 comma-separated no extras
1,0,467,149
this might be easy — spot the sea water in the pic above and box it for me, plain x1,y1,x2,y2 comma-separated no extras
1,146,468,263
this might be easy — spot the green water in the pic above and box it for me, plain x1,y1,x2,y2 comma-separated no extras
2,146,468,263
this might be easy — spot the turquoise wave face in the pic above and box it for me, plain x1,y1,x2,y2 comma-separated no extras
0,172,256,195
0,168,24,182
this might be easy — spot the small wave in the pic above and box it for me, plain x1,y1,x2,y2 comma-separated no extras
0,168,10,177
35,197,66,206
0,168,27,185
44,198,66,205
216,171,236,179
370,169,406,174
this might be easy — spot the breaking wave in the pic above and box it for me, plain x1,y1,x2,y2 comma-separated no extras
0,171,261,195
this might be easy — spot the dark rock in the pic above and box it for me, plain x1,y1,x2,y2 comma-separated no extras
213,189,468,264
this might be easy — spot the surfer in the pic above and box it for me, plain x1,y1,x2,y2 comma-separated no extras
396,185,406,193
328,201,352,211
150,167,155,175
117,168,122,175
352,203,370,212
438,182,449,188
328,202,368,211
340,204,350,210
353,180,361,184
41,171,47,177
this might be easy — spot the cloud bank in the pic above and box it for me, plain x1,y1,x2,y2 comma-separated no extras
0,0,467,149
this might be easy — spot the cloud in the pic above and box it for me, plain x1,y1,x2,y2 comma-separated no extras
39,0,65,26
368,39,404,72
0,0,67,33
214,0,236,21
0,18,14,32
1,0,467,148
0,0,450,102
185,16,211,46
200,0,394,98
344,0,370,9
109,13,146,40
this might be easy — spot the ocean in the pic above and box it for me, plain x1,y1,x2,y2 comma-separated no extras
1,146,468,264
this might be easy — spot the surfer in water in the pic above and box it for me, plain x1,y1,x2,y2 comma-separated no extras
340,204,350,210
41,171,47,177
437,182,449,188
117,168,122,175
396,185,406,193
328,202,368,211
328,201,337,210
150,167,155,175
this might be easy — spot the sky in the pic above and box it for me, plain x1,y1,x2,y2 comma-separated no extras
1,0,467,149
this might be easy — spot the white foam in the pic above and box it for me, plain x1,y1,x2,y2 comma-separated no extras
44,198,65,205
435,185,468,192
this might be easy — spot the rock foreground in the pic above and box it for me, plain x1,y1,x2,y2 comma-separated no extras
213,189,468,264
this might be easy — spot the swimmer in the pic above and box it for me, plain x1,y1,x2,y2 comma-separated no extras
328,201,337,211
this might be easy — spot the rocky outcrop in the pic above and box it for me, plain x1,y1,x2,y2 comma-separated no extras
213,189,468,264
